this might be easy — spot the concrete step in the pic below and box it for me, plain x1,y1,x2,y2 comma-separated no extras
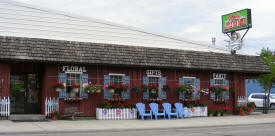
10,114,46,121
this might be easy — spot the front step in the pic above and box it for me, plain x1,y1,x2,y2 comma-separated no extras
10,114,46,121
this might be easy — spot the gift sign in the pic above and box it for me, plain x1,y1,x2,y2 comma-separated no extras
146,70,161,76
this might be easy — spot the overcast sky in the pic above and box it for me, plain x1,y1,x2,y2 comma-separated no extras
13,0,275,55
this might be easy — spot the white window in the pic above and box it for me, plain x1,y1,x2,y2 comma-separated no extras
183,77,196,86
214,79,225,86
148,76,161,99
66,73,81,98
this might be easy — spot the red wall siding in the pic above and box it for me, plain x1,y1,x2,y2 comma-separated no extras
0,63,10,97
42,65,247,116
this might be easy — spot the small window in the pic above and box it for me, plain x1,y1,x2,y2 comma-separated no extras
183,77,195,86
214,79,225,86
148,76,161,99
66,73,81,98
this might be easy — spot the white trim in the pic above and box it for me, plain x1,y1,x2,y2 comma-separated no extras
65,72,83,74
183,76,196,79
147,75,161,77
108,73,125,76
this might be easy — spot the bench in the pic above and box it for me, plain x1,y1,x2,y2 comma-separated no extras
62,107,83,120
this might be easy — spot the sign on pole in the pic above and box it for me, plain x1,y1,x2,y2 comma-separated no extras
222,9,252,33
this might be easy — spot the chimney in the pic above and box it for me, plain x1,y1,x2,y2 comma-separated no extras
211,37,216,46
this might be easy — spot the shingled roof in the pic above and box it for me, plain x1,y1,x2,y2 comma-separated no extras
0,36,270,74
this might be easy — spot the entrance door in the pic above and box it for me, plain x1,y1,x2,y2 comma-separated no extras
10,74,41,114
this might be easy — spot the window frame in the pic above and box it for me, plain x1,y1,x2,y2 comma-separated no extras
108,73,125,97
183,76,196,86
148,75,161,99
65,72,82,98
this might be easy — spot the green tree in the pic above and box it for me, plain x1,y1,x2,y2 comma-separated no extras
257,48,275,113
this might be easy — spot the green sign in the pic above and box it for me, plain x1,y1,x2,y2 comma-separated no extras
222,9,252,33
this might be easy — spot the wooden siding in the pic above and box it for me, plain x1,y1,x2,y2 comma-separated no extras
40,64,247,117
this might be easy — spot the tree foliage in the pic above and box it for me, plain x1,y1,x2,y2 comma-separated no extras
257,48,275,91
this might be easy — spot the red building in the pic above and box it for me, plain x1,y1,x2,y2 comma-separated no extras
0,1,269,117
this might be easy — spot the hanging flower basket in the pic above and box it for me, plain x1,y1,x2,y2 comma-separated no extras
52,81,66,92
71,83,80,93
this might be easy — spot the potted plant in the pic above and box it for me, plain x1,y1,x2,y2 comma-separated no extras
84,83,95,93
208,110,214,117
116,82,129,94
71,83,80,93
52,81,65,92
50,111,60,120
238,106,247,116
247,102,256,113
223,109,229,116
95,84,103,93
131,85,140,93
162,83,171,92
107,82,116,94
148,83,158,94
216,109,223,116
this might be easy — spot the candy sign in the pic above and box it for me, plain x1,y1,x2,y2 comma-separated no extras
222,9,252,33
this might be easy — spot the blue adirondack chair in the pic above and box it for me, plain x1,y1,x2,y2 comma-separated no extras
174,102,188,119
149,103,166,120
136,103,152,120
162,103,178,119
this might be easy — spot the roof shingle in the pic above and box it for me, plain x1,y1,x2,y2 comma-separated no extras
0,36,270,73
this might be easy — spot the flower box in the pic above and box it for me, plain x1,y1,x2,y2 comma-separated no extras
184,106,208,117
96,108,137,120
200,106,208,117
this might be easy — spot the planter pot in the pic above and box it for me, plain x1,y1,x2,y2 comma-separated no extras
109,89,115,94
72,88,79,93
55,88,62,92
217,113,221,116
240,110,246,116
51,116,57,121
208,114,213,117
151,89,157,94
96,89,101,93
247,107,253,113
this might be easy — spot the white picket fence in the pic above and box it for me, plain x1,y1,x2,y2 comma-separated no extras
0,97,10,117
45,97,59,117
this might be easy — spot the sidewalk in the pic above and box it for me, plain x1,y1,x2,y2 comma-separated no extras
1,113,275,134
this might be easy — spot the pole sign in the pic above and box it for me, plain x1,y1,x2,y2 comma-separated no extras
222,9,252,33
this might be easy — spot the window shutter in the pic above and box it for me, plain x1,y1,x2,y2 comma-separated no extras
142,76,149,100
179,78,184,100
210,79,215,100
195,78,200,100
225,80,229,88
81,74,88,99
104,75,111,100
122,76,130,100
224,91,230,100
160,77,167,100
58,73,66,99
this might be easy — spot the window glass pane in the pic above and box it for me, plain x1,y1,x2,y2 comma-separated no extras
110,75,124,98
184,78,195,86
148,77,160,99
66,73,81,98
214,79,225,86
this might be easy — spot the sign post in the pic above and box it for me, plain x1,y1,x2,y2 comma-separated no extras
222,9,252,54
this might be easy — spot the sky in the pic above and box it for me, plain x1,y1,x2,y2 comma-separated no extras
13,0,275,55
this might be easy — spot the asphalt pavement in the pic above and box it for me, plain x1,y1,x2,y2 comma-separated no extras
1,113,275,135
